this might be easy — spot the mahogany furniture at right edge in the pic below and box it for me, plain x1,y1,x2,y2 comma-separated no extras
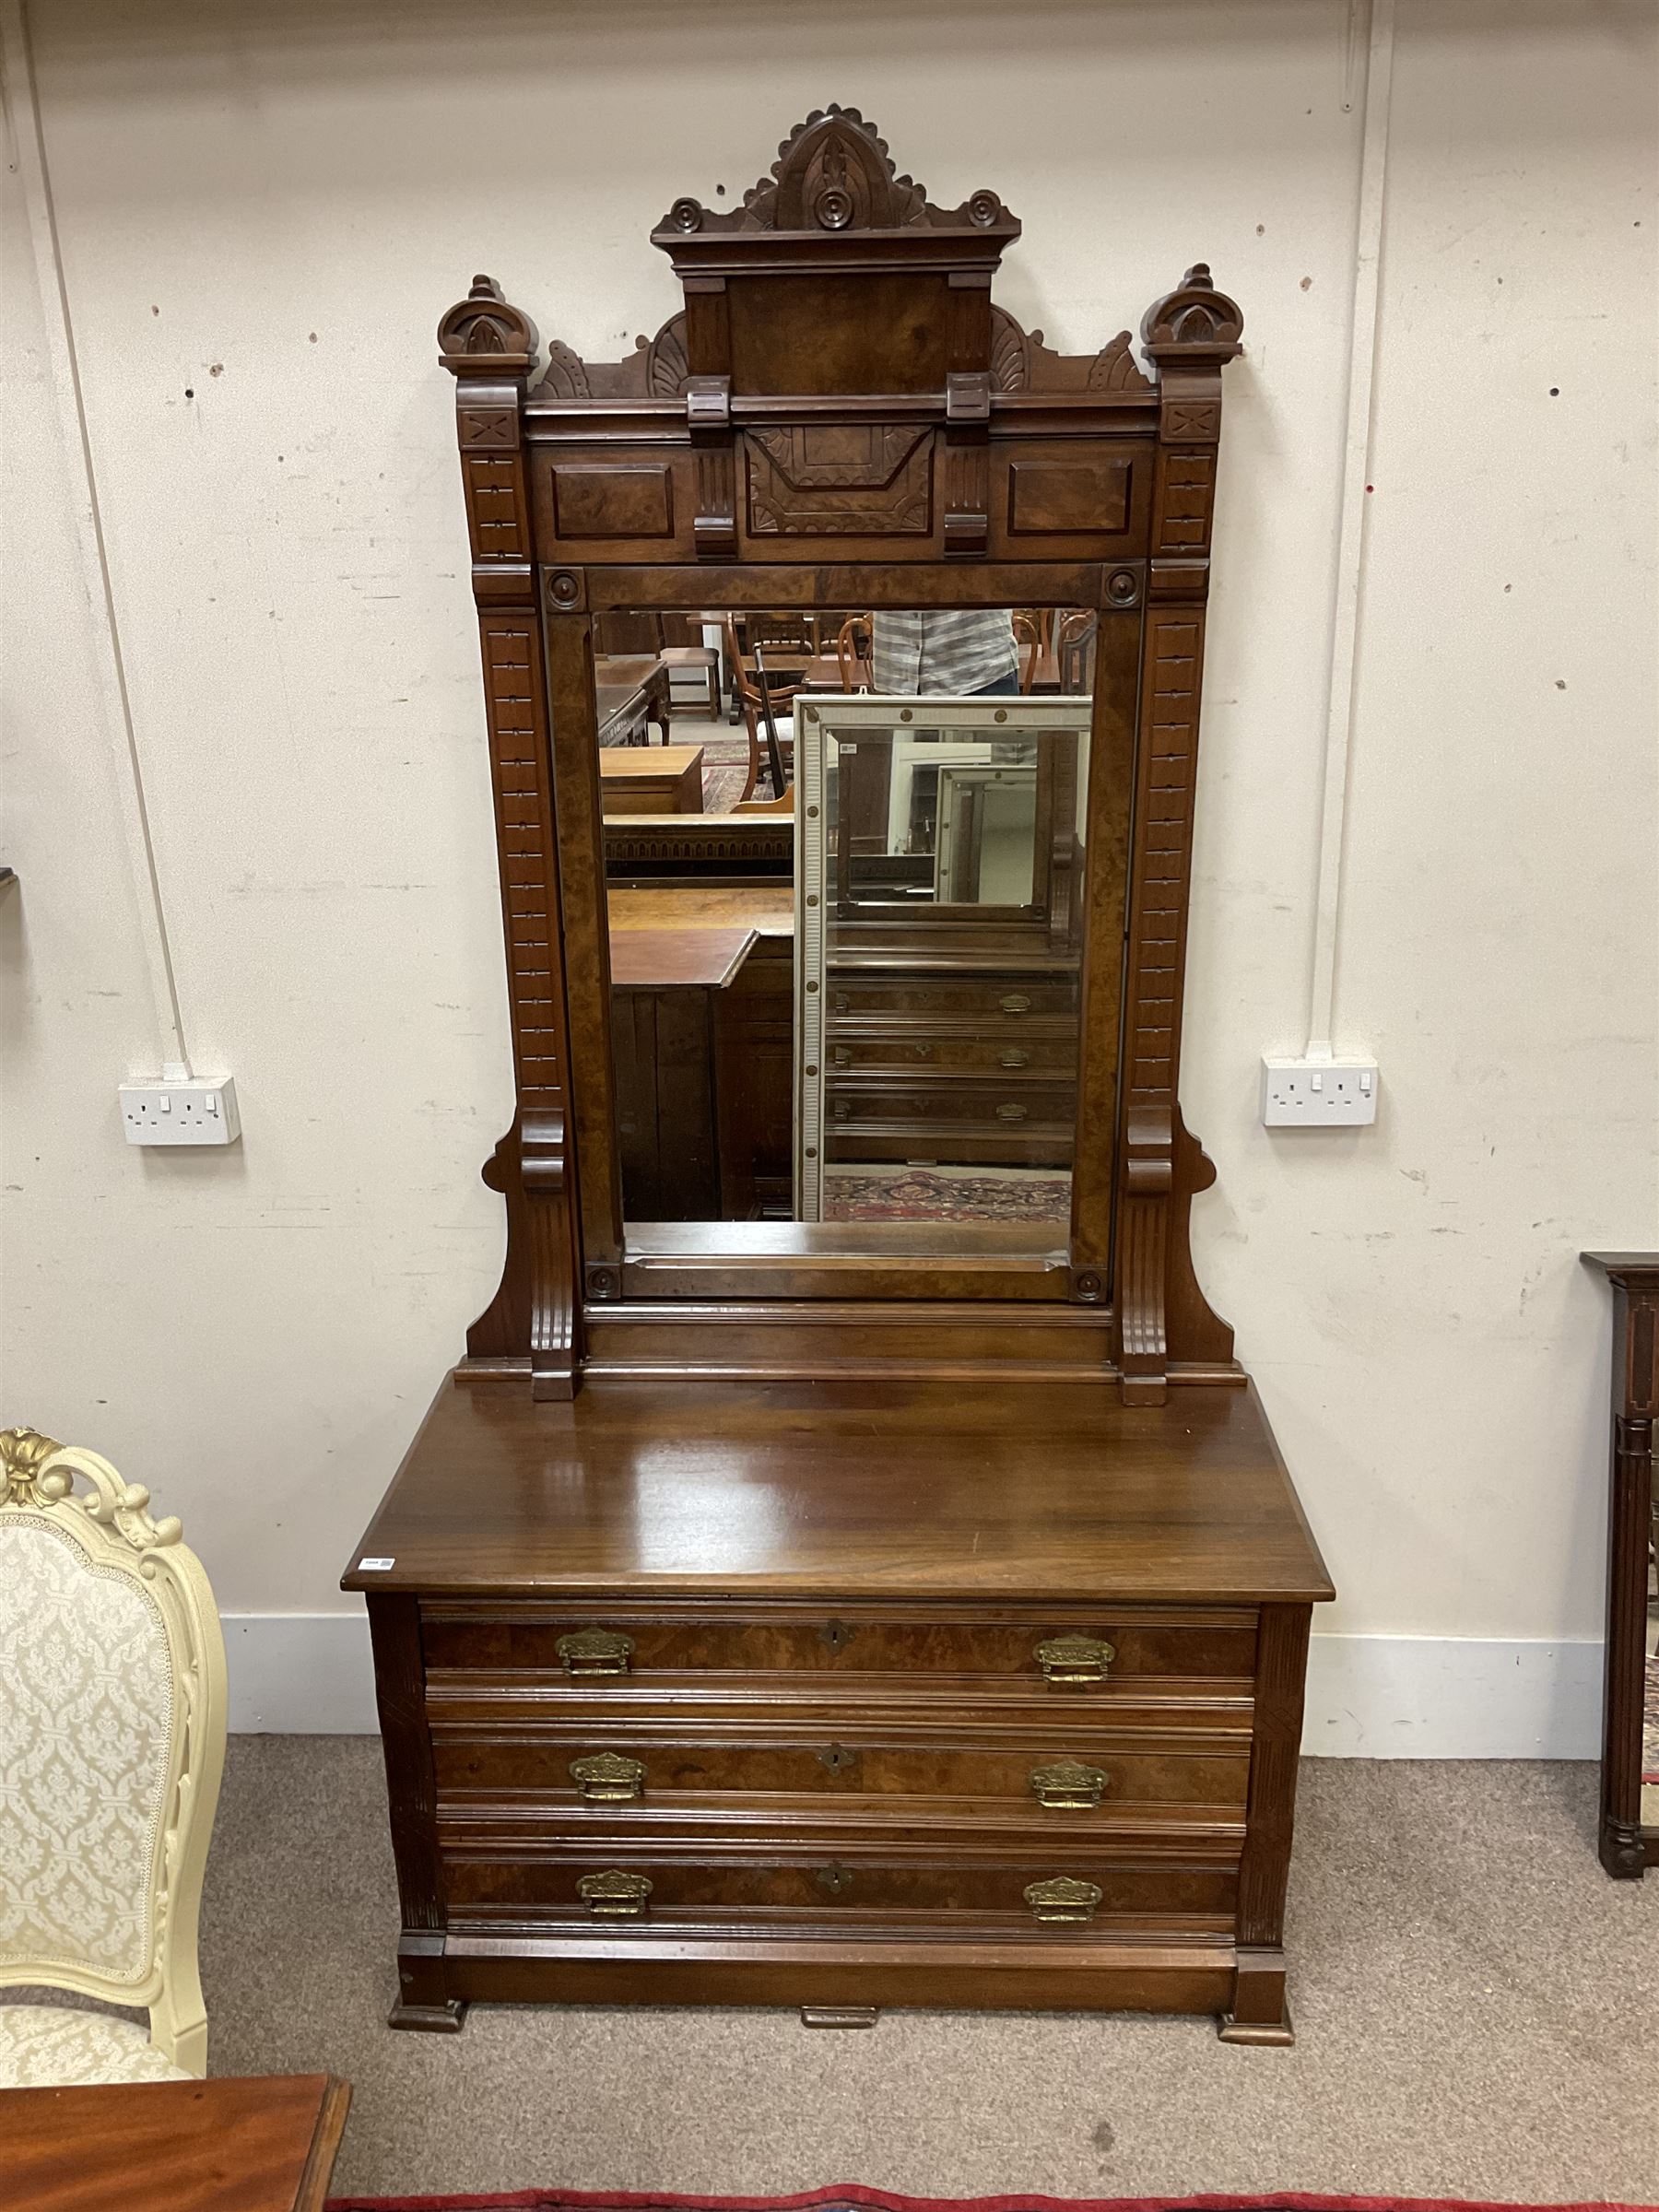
1583,1253,1659,1877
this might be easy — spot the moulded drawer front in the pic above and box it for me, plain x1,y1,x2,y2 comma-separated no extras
419,1609,1259,1686
441,1848,1239,1933
826,1078,1077,1130
829,976,1078,1021
829,1031,1079,1077
429,1729,1253,1814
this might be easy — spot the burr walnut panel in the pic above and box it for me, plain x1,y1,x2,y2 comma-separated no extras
551,464,675,540
429,1729,1253,1815
441,1845,1240,1933
418,1608,1259,1685
532,447,698,559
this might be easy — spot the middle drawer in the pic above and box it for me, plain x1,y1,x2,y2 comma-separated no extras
429,1711,1252,1824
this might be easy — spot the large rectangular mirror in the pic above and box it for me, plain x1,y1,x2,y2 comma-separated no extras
593,603,1119,1255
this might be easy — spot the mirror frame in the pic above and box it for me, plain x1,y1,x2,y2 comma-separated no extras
435,108,1244,1403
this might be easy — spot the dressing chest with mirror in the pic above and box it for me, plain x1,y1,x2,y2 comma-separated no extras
346,109,1333,2043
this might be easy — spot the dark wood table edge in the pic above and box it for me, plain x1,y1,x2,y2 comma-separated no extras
297,2076,352,2212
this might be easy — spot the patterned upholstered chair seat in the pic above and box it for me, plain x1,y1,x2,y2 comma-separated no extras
0,1428,226,2088
0,2003,193,2086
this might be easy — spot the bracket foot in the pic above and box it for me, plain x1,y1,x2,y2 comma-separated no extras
388,1997,469,2032
1218,2005,1295,2047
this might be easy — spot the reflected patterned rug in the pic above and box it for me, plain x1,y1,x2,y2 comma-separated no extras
326,2187,1659,2211
1643,1653,1659,1787
823,1166,1072,1225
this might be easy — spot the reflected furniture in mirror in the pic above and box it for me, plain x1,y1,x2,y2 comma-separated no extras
1583,1253,1659,1878
347,107,1332,2043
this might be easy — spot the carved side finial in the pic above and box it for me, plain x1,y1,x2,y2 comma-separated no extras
1140,264,1244,365
437,274,539,376
1,1426,64,1505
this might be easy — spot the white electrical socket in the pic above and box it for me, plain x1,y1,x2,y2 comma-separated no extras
1260,1054,1378,1128
120,1075,241,1147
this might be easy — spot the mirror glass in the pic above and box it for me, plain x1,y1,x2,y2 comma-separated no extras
1647,1464,1658,1831
594,605,1115,1248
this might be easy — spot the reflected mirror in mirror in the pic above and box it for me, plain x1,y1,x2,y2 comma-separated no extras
798,696,1090,1230
594,606,1113,1245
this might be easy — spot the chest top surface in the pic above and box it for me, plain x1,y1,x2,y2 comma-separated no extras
345,1372,1331,1605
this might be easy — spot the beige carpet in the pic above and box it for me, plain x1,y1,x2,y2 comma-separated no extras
194,1744,1656,2205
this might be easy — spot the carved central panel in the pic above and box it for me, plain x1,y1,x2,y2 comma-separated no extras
746,424,933,537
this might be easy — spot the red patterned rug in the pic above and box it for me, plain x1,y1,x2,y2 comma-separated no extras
1642,1653,1658,1788
324,2188,1659,2212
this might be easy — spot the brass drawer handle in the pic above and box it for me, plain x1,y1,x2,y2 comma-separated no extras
558,1629,634,1677
995,1102,1029,1124
578,1869,652,1918
1030,1759,1108,1809
570,1753,646,1803
1000,992,1031,1015
833,1045,851,1066
1024,1877,1103,1924
1035,1634,1115,1685
999,1048,1030,1069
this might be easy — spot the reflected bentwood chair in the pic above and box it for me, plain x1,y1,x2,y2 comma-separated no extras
723,618,797,802
0,1427,227,2087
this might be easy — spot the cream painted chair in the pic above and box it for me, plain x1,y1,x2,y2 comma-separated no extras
0,1426,227,2086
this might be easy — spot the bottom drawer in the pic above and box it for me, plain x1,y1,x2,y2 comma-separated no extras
443,1847,1237,1936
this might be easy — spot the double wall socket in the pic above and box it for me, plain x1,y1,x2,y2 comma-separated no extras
1260,1055,1378,1127
120,1076,241,1147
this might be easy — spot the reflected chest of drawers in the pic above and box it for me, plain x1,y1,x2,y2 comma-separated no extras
347,1373,1331,2041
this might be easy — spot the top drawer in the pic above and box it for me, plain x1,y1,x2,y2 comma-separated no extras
421,1604,1257,1690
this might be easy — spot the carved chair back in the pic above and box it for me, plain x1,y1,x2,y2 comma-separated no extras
0,1429,227,2078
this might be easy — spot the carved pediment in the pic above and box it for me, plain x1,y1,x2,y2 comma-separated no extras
659,106,1017,241
990,308,1155,397
531,312,691,402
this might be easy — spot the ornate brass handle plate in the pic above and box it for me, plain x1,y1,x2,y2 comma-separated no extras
578,1869,652,1918
1024,1876,1103,1924
557,1629,634,1677
995,1102,1029,1124
999,1048,1030,1069
815,1862,854,1896
1030,1759,1108,1809
1034,1634,1115,1685
999,992,1032,1016
570,1752,646,1803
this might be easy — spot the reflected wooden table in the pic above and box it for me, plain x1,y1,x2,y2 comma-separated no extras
594,653,672,745
599,743,704,815
0,2073,350,2212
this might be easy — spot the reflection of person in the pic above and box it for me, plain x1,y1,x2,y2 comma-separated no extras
871,610,1018,697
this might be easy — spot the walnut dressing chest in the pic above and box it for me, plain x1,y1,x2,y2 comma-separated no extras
346,109,1333,2042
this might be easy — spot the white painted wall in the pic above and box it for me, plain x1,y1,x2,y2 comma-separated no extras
4,0,1655,1747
